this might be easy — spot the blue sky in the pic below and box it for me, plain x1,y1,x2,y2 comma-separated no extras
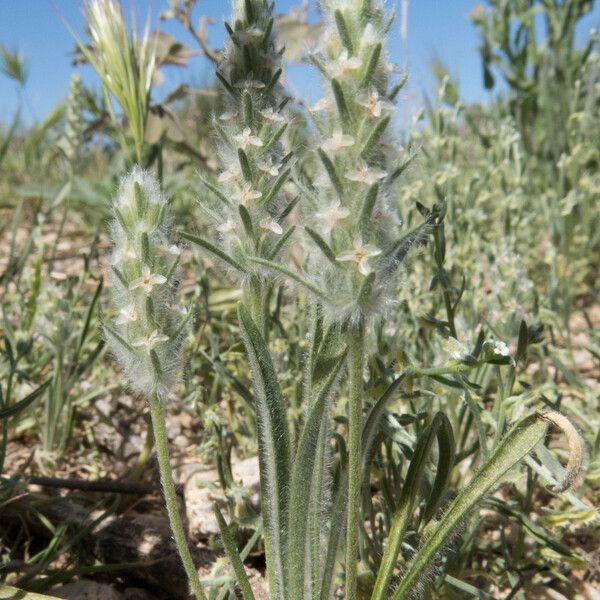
0,1,597,124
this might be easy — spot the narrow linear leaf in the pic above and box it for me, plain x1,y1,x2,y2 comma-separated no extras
199,175,232,207
179,230,245,272
388,73,408,100
238,148,253,182
238,204,254,237
248,256,326,298
334,10,354,54
390,413,550,600
261,168,291,206
359,183,379,230
287,353,346,599
331,78,352,125
360,115,391,158
317,148,344,199
263,123,287,153
213,504,256,600
361,42,382,87
237,304,291,599
0,381,50,419
371,413,454,600
267,225,295,260
305,226,338,265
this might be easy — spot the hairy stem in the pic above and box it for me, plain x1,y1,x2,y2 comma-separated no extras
148,392,206,600
345,318,365,600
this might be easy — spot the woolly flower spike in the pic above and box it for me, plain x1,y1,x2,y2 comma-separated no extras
337,240,382,276
106,167,188,396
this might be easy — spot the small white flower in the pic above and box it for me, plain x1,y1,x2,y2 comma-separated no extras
336,239,382,276
492,341,511,357
132,329,169,351
357,88,394,118
219,110,238,121
260,107,285,123
258,157,282,177
116,303,138,325
167,244,181,256
233,182,262,205
217,219,237,234
260,217,283,235
445,337,466,361
129,265,167,294
233,127,264,150
345,164,387,185
309,97,333,113
233,78,265,90
315,200,351,234
218,165,240,183
235,26,264,43
112,242,137,264
361,23,379,46
329,49,362,79
322,129,355,153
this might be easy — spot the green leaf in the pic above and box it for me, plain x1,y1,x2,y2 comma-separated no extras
317,148,344,199
261,168,291,207
267,225,295,260
179,230,246,272
213,504,256,600
237,304,291,599
359,183,379,231
390,413,550,600
331,78,352,125
361,42,382,88
371,412,454,600
0,380,50,419
287,352,346,599
198,175,232,207
248,256,326,298
238,148,253,182
239,204,254,238
304,226,338,265
360,115,390,158
334,10,354,54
